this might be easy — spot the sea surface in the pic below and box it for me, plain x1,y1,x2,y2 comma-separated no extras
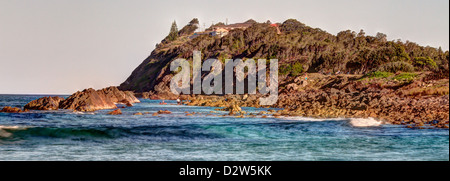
0,94,448,161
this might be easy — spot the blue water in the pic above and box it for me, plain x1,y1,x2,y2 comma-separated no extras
0,94,448,161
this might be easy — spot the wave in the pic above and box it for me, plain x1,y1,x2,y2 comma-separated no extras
349,117,383,127
0,125,223,140
0,125,29,138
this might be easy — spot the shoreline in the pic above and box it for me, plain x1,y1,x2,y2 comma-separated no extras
138,73,449,129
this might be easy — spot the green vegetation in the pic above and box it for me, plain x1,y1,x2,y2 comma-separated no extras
291,62,304,76
178,18,199,36
166,18,448,77
279,64,292,75
165,20,179,42
414,57,438,70
377,61,415,73
279,62,303,76
393,72,417,82
366,71,393,79
119,18,450,92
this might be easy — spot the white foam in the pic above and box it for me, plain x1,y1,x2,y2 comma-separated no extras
280,116,383,127
0,125,28,138
0,125,26,130
0,130,12,138
349,117,383,127
280,116,344,122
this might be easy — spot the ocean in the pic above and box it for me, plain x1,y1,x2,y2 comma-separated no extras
0,94,448,161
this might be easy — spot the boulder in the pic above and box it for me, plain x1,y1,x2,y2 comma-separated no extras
157,110,172,114
108,109,122,115
24,96,65,110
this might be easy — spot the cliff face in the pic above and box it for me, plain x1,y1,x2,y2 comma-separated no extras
119,18,449,95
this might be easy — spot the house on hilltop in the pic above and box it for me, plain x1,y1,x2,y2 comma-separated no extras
270,23,282,34
189,20,256,39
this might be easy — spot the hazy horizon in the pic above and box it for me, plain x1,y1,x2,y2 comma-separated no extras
1,0,449,94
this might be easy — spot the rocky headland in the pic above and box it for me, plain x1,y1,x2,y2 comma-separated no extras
117,18,449,129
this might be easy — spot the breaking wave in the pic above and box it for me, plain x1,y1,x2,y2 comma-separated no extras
349,117,383,127
0,125,29,138
280,117,383,127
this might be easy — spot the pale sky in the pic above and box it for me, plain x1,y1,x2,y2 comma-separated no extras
0,0,448,94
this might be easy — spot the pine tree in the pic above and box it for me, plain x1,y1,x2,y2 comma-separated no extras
167,20,179,41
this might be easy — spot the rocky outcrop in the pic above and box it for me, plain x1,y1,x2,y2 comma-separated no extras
0,106,27,113
58,86,140,112
184,74,449,129
108,109,122,115
157,110,172,114
24,96,65,110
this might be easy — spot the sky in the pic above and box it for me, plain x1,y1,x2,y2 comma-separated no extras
0,0,448,94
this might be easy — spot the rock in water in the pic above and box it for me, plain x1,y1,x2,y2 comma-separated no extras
108,109,122,115
0,106,27,113
24,96,65,110
59,86,140,112
157,110,172,114
227,104,243,115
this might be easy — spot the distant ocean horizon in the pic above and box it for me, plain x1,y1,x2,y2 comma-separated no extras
1,94,448,161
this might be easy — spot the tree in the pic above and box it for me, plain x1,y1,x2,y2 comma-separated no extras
376,32,387,42
167,20,179,41
280,19,305,33
357,29,365,37
179,18,199,36
189,18,199,25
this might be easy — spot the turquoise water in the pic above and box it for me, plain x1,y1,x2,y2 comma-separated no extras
0,94,448,161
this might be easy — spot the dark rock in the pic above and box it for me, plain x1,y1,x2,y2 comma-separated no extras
157,110,172,114
108,109,122,115
0,106,27,113
24,96,65,110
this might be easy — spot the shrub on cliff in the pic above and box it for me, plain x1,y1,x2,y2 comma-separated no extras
377,61,415,73
414,57,438,71
393,72,417,82
279,62,303,76
291,62,304,76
